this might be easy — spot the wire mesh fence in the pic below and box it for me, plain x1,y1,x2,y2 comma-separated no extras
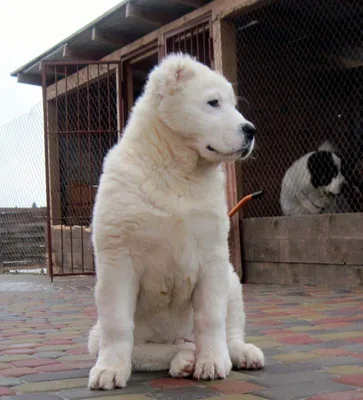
0,103,47,273
221,0,363,218
43,61,121,276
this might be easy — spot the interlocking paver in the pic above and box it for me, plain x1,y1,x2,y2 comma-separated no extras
33,352,66,359
0,386,15,396
255,379,355,400
0,394,63,400
14,378,88,394
0,378,21,387
307,391,363,400
334,374,363,388
0,275,362,400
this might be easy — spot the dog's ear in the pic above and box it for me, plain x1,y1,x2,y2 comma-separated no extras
152,53,196,97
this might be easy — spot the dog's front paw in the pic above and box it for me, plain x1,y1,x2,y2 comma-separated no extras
88,362,131,390
193,346,232,380
229,341,264,370
169,348,195,378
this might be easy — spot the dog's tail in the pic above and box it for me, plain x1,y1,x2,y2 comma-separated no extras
318,140,337,153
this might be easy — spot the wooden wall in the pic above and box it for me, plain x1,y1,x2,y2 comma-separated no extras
0,208,47,270
242,213,363,287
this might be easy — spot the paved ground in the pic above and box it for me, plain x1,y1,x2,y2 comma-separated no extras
0,275,363,400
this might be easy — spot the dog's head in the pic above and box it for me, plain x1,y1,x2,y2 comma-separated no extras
146,53,255,163
307,150,345,195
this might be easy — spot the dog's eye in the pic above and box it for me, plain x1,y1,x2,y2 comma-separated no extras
208,99,220,108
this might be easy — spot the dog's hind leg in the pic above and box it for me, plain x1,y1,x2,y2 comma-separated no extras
226,265,264,370
133,341,195,377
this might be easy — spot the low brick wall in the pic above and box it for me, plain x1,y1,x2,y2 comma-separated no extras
51,225,94,274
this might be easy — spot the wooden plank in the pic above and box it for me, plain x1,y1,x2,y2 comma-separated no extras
212,0,273,19
244,261,363,287
242,213,363,240
125,3,167,27
243,237,363,266
62,44,95,61
169,0,205,7
92,27,125,47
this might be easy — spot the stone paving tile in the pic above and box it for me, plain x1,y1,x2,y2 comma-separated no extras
327,366,363,375
334,374,363,388
146,387,220,400
208,380,262,394
33,352,66,359
0,368,38,378
56,381,156,399
1,394,63,400
0,378,21,388
0,387,15,396
255,379,355,400
14,378,89,394
0,275,363,400
19,369,90,383
313,357,363,367
248,370,333,387
307,392,363,400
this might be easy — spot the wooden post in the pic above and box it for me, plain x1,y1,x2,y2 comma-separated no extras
213,18,242,279
47,100,62,225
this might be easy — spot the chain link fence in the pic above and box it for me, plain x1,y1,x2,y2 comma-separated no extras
225,0,363,218
0,103,47,273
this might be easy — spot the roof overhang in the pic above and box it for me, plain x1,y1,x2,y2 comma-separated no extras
11,0,209,86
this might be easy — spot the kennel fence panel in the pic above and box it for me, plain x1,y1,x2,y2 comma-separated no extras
42,61,122,279
215,0,363,219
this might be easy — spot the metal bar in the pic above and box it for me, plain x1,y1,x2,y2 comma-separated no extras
196,26,200,60
107,64,112,148
178,33,181,51
43,60,119,66
190,28,194,57
87,65,92,220
202,23,206,64
41,63,54,282
77,66,84,274
47,129,119,135
98,65,102,172
116,61,123,139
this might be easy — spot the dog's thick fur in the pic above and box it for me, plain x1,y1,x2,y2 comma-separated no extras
280,141,346,216
88,54,264,390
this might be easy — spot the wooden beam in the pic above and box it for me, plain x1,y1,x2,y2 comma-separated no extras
125,3,166,27
169,0,205,7
62,43,95,60
91,27,124,47
213,18,242,279
46,101,62,225
213,0,273,19
17,73,42,86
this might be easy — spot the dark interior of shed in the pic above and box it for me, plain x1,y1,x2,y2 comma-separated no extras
233,0,363,218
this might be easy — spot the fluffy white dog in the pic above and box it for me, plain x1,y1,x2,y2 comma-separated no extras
88,53,264,390
280,141,346,216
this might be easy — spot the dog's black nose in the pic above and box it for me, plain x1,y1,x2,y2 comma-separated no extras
241,122,256,141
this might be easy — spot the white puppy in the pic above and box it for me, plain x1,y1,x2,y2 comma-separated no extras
88,53,264,390
280,141,346,216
